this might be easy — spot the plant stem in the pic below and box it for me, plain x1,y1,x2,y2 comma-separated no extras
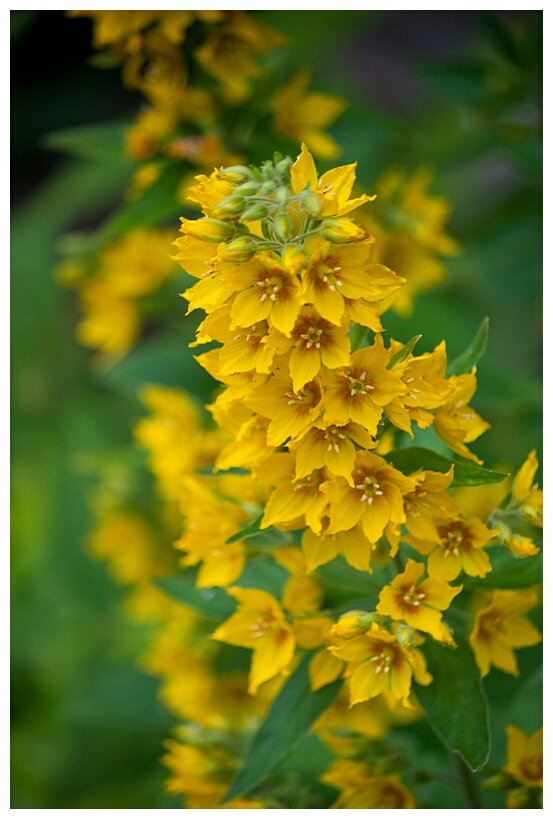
455,755,482,809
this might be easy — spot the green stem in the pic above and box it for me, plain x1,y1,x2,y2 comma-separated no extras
455,755,482,809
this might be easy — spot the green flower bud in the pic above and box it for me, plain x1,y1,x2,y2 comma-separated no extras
276,156,292,176
395,623,415,647
234,181,260,196
218,165,252,184
299,190,323,217
482,773,512,791
273,212,293,240
260,180,276,196
240,203,270,222
211,194,246,220
217,236,257,263
275,187,290,207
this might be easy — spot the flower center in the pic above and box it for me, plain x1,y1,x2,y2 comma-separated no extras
402,584,426,608
355,474,384,505
347,371,375,397
300,326,323,349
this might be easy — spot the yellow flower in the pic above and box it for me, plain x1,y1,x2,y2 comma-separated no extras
291,143,376,217
407,513,497,581
358,167,459,315
322,335,407,433
243,370,324,448
402,467,460,541
301,519,375,573
433,370,490,463
162,732,266,809
287,307,351,392
271,69,346,159
289,420,375,482
469,590,541,677
300,235,403,326
511,449,543,528
504,725,543,788
211,586,296,694
321,759,416,809
322,451,416,543
256,452,329,534
329,622,432,707
377,559,461,641
195,12,285,102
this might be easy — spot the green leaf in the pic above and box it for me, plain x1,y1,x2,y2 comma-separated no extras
41,121,135,161
154,558,288,621
225,516,287,547
154,574,235,622
447,317,489,376
414,635,491,771
387,335,422,369
100,161,190,240
386,447,509,486
462,550,542,590
223,653,342,802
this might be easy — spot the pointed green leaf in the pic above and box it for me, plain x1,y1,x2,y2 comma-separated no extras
386,446,508,486
447,317,489,376
387,335,422,369
225,516,287,546
415,635,491,771
154,558,288,621
462,550,542,590
154,574,235,622
223,653,342,802
41,121,135,161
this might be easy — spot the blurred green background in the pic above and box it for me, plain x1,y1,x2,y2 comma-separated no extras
12,10,542,808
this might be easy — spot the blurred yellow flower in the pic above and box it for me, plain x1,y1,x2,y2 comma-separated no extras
469,589,541,677
271,69,346,158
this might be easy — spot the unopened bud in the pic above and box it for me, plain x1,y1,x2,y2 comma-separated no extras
260,180,276,196
181,217,235,243
234,181,260,196
275,187,290,207
240,203,270,222
321,218,365,243
218,165,252,184
276,157,293,176
395,623,415,647
217,236,257,263
274,212,293,240
261,161,275,181
330,610,377,638
299,190,323,217
211,194,246,220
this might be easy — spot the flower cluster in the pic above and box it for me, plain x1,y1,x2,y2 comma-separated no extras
76,143,541,809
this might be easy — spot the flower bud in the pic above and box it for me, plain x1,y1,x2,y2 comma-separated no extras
276,157,292,176
273,212,293,240
260,180,276,196
217,165,252,184
181,217,235,243
240,203,270,222
275,187,290,207
320,218,365,243
330,610,377,638
234,181,260,196
217,236,257,263
395,623,415,647
299,190,323,217
482,773,512,791
211,194,246,220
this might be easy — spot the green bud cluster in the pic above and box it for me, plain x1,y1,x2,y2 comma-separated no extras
206,153,366,254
